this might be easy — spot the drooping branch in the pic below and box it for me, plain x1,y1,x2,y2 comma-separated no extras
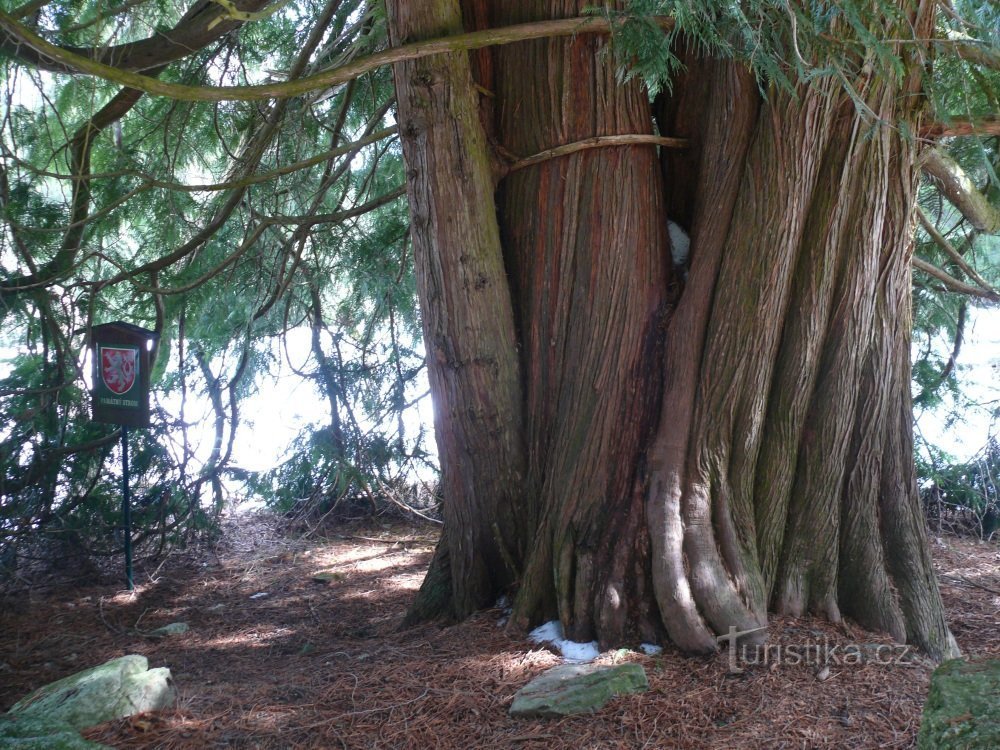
0,0,277,73
921,115,1000,138
914,301,967,406
935,39,1000,73
915,206,999,296
0,85,149,300
95,0,346,289
921,147,1000,234
0,11,674,102
912,256,1000,301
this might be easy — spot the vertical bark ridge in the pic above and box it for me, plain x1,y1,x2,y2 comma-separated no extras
682,83,838,635
647,60,760,653
874,150,960,661
487,0,669,645
386,0,526,619
839,292,906,640
751,104,855,596
775,92,891,619
869,0,959,662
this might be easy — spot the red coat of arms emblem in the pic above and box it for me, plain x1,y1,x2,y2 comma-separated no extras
101,346,138,395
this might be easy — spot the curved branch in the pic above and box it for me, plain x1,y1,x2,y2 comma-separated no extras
505,134,689,175
0,0,276,73
922,146,1000,234
912,256,1000,302
921,115,1000,138
914,302,967,407
0,13,675,102
916,206,998,295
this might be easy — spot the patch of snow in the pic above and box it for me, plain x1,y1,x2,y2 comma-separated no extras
529,620,564,644
559,639,600,663
640,643,663,655
249,592,269,599
528,620,600,663
667,220,690,267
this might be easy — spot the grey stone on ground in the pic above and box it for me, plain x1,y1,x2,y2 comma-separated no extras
7,654,175,731
146,622,189,638
918,658,1000,749
509,662,648,718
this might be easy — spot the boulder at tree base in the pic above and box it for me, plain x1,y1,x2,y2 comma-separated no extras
918,659,1000,748
509,662,649,718
6,654,174,733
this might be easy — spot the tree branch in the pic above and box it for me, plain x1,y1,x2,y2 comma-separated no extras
265,184,406,227
921,115,1000,139
935,39,1000,73
914,301,967,406
505,134,689,175
0,0,276,73
0,13,675,102
7,126,398,193
912,256,1000,302
95,0,345,289
916,206,998,295
0,85,149,301
921,146,1000,234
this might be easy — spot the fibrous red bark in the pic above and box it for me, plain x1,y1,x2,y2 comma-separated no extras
389,0,959,662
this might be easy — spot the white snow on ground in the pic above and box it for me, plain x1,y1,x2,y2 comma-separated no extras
640,643,663,655
528,620,600,663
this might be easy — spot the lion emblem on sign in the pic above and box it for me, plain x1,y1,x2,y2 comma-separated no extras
101,346,137,395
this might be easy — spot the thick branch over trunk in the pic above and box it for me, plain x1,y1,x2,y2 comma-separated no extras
922,147,1000,234
0,11,671,102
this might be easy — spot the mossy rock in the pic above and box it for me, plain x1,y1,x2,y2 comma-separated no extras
0,715,109,748
7,654,174,731
918,658,1000,749
510,662,649,718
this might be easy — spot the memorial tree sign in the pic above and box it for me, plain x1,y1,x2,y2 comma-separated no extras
90,321,158,590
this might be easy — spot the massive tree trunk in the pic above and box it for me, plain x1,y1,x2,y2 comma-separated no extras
388,0,960,661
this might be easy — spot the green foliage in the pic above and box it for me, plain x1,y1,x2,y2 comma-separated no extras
602,0,920,99
0,0,430,576
919,437,1000,539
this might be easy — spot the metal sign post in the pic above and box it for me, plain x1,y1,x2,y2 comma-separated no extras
121,425,133,590
90,322,158,592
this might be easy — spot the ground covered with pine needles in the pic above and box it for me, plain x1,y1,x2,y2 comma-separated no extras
1,514,997,749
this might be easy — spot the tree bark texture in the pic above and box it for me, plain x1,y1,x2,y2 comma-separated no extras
386,0,526,620
388,0,960,661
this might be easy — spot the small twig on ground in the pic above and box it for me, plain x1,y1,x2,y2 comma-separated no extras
942,574,1000,596
333,534,420,545
97,596,125,635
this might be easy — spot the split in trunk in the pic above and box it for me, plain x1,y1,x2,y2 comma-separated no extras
388,0,960,662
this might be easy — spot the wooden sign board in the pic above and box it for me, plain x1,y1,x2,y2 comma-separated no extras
91,322,156,428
